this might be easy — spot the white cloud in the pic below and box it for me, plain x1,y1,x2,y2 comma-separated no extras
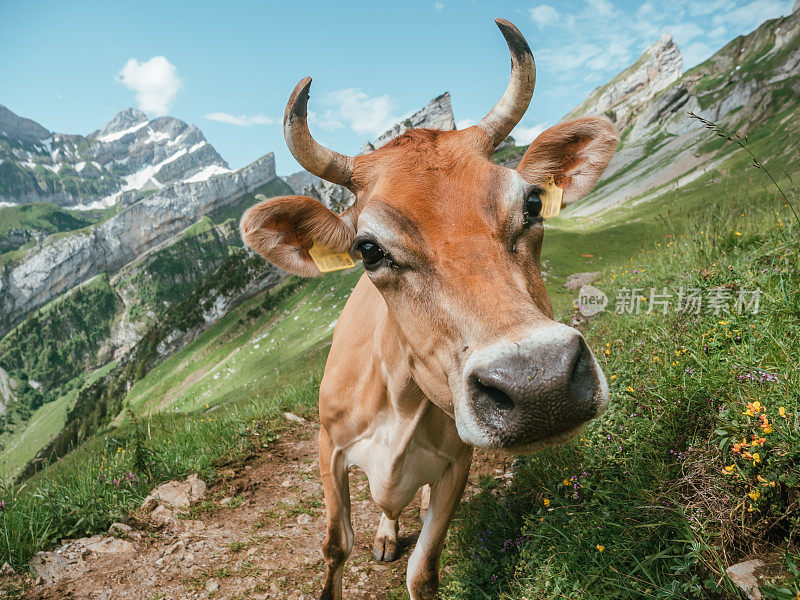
456,118,474,130
529,4,559,28
711,0,793,30
538,43,602,71
116,56,182,116
512,123,547,145
204,112,275,126
584,0,615,16
321,88,399,137
682,41,715,67
434,1,444,12
664,22,704,45
308,109,345,132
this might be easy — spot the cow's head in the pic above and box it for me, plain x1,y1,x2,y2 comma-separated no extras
242,19,617,453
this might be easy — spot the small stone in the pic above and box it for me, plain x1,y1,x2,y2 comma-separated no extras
726,560,764,600
284,412,306,423
220,497,234,506
151,505,174,524
563,271,601,290
296,513,312,525
164,540,185,556
205,578,220,593
141,495,158,512
152,474,207,508
109,522,132,535
0,562,15,577
281,479,292,488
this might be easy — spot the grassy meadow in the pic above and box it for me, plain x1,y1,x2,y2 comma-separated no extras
0,121,797,599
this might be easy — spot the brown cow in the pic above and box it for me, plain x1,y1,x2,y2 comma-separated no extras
241,18,617,600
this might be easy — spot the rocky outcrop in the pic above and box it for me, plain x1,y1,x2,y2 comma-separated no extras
362,92,456,153
0,154,277,335
0,365,14,416
288,92,456,211
564,33,683,132
0,106,229,208
563,8,800,217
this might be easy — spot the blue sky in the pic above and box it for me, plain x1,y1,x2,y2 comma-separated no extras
0,0,793,175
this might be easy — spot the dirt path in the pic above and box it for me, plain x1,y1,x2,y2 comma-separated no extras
24,422,508,600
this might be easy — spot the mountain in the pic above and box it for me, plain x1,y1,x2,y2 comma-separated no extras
563,33,683,132
0,154,277,336
283,92,456,211
0,106,229,208
565,4,800,217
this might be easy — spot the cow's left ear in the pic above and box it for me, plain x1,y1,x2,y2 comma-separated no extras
516,116,618,205
240,195,356,277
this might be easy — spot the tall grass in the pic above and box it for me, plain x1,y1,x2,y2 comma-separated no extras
440,140,799,598
0,372,320,570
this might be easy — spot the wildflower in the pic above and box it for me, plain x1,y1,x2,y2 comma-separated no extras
604,347,611,356
611,374,617,380
748,490,760,502
563,479,571,486
596,545,605,552
626,386,635,393
724,465,735,473
751,452,761,464
779,406,787,418
543,498,550,507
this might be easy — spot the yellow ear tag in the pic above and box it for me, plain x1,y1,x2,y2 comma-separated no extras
308,240,356,273
540,177,564,219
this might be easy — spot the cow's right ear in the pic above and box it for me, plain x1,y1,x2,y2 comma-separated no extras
240,195,356,277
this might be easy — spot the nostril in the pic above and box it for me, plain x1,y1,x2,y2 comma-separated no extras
570,341,597,405
475,378,515,411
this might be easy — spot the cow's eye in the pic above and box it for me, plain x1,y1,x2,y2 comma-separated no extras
357,240,387,270
524,190,542,224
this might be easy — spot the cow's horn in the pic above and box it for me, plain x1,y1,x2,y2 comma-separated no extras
284,77,354,188
477,19,536,148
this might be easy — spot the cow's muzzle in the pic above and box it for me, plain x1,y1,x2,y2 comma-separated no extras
458,323,608,450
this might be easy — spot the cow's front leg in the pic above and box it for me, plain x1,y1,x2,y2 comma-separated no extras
319,426,353,600
406,445,473,600
372,513,400,561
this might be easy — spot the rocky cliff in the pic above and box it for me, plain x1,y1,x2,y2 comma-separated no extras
564,34,683,133
0,106,229,208
284,92,457,211
0,154,277,335
566,6,800,217
360,92,456,153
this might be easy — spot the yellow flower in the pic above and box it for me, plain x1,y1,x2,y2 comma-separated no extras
779,406,787,418
752,452,761,464
626,386,635,393
611,374,617,380
748,490,760,502
604,348,611,356
543,498,550,507
563,479,571,486
596,545,605,552
724,465,735,473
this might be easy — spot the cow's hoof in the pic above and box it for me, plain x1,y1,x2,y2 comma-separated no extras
372,536,400,562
